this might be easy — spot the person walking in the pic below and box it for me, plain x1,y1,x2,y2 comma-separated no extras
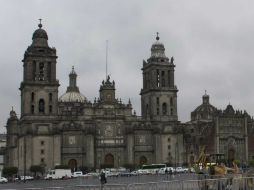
100,171,107,189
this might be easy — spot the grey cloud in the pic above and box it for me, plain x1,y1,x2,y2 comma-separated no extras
1,0,254,132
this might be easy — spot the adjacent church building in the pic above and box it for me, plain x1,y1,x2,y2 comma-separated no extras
4,22,254,174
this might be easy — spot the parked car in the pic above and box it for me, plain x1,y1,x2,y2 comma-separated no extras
83,172,99,179
130,171,139,176
72,171,84,178
158,167,167,174
0,177,8,183
182,167,189,173
119,171,132,177
167,167,175,173
20,176,34,180
176,167,184,173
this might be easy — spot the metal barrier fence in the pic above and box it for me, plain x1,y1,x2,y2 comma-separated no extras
8,175,254,189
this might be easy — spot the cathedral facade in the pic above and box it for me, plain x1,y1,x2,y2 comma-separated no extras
5,23,254,174
184,93,254,167
5,23,184,173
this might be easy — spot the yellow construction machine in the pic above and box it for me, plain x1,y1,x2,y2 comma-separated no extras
194,146,240,176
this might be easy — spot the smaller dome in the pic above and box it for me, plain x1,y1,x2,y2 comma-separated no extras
59,91,86,103
150,33,167,59
191,93,217,121
32,28,48,40
31,23,49,47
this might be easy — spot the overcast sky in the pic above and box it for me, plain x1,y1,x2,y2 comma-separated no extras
1,0,254,133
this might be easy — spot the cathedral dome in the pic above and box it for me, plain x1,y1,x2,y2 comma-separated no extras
59,66,87,103
191,93,217,121
150,38,166,59
32,22,48,40
31,21,49,47
59,91,86,103
32,28,48,40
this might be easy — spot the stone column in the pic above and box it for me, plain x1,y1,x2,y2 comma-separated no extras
154,134,162,163
169,69,174,87
53,135,61,167
86,135,95,168
216,117,220,153
244,117,248,162
127,134,134,164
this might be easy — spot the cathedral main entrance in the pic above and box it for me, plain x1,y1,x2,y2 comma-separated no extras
68,159,77,172
228,148,235,162
139,156,147,166
104,154,114,168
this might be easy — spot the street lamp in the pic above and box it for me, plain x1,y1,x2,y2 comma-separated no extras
24,135,26,183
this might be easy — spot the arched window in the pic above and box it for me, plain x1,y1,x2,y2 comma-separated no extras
49,93,52,102
156,97,159,105
39,99,45,113
156,69,160,87
170,108,173,116
49,105,52,113
47,62,51,81
170,97,173,106
39,62,44,81
31,105,34,114
31,92,35,102
161,71,165,87
33,61,36,81
162,103,167,115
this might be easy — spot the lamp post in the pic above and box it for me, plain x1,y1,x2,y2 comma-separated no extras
175,142,177,171
23,135,26,183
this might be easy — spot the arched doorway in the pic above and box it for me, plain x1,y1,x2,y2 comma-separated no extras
139,156,147,166
228,148,235,162
68,159,77,172
104,154,114,168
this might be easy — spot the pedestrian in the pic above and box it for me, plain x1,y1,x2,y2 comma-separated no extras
165,168,168,180
100,171,107,189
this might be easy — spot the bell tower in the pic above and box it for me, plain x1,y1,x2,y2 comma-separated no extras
20,20,59,117
140,33,178,121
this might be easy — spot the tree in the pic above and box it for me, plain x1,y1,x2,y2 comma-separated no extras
30,165,44,177
233,160,241,167
2,167,18,178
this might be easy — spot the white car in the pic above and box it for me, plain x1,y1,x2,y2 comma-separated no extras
83,172,99,178
158,168,166,174
130,171,138,176
0,177,8,183
167,167,175,173
72,171,84,178
176,167,184,173
21,176,34,180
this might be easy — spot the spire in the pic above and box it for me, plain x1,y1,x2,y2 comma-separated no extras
156,32,160,41
10,106,17,118
67,66,79,92
106,40,108,80
202,91,209,104
38,18,42,28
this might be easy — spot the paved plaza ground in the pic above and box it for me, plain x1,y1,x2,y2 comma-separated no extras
0,173,198,190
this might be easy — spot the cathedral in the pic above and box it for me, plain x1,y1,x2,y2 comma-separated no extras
5,22,183,173
5,22,254,174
